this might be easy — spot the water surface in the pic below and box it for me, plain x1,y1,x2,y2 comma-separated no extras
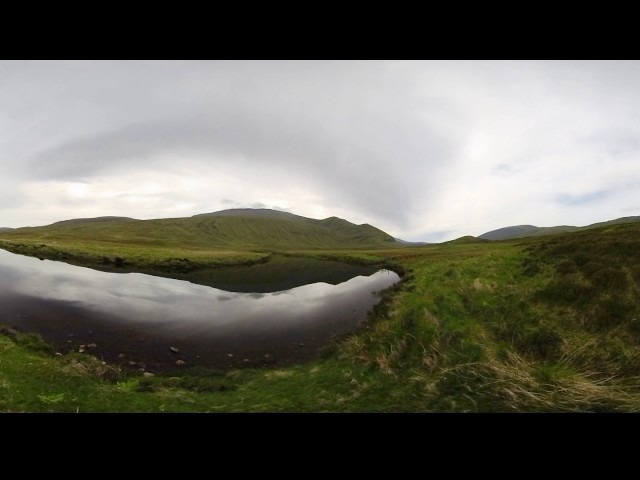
0,249,399,371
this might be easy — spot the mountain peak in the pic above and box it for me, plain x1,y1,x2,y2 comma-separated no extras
193,208,304,221
478,225,540,241
49,216,137,227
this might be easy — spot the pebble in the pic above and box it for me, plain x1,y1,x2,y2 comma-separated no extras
227,353,234,358
118,353,126,359
298,342,305,347
143,372,155,377
176,359,186,366
87,343,97,349
169,346,180,354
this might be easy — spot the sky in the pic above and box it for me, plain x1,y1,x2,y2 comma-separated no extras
1,60,639,242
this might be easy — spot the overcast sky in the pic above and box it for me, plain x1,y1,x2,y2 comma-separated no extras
1,60,639,241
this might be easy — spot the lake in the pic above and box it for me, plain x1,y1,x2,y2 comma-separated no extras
0,249,400,371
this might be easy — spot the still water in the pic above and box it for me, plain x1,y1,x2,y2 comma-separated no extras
0,249,399,371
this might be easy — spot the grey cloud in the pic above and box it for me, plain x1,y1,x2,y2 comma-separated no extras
556,190,611,206
422,230,457,243
492,163,522,177
580,131,640,158
27,79,458,228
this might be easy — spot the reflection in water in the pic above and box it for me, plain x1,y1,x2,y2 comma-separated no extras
0,249,400,371
172,255,380,292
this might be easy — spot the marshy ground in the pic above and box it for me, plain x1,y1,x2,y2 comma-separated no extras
1,222,640,412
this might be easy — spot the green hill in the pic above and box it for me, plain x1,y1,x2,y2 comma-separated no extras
479,215,640,240
443,235,488,245
0,208,397,250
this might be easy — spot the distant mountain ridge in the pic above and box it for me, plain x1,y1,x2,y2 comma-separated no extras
0,227,14,232
479,215,640,240
50,216,137,227
394,237,429,246
194,208,302,222
0,208,398,249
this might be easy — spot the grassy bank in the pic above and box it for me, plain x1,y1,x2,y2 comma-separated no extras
2,223,640,411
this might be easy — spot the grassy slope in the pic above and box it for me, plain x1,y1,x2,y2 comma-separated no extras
0,212,395,249
479,215,640,240
2,221,640,412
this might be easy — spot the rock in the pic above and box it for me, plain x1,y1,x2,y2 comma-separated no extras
128,361,137,366
227,353,234,358
139,367,145,372
79,344,86,349
243,358,250,363
169,346,180,354
298,342,305,347
176,359,186,366
264,354,271,359
55,352,63,357
78,348,86,353
143,372,155,377
118,353,126,359
87,343,97,349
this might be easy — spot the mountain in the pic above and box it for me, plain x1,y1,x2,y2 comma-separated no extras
479,225,556,240
394,237,429,246
0,209,397,249
444,235,489,245
50,216,137,227
479,216,640,240
0,227,14,232
194,208,303,222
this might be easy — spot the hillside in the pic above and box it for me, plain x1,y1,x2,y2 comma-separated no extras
479,215,640,240
0,208,398,259
443,235,488,245
0,227,13,232
49,216,137,227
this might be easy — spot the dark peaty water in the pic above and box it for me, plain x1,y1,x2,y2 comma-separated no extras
0,249,399,372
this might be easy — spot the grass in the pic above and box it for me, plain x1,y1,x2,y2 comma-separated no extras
2,222,640,411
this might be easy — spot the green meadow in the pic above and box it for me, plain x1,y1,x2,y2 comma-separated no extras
1,216,640,412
